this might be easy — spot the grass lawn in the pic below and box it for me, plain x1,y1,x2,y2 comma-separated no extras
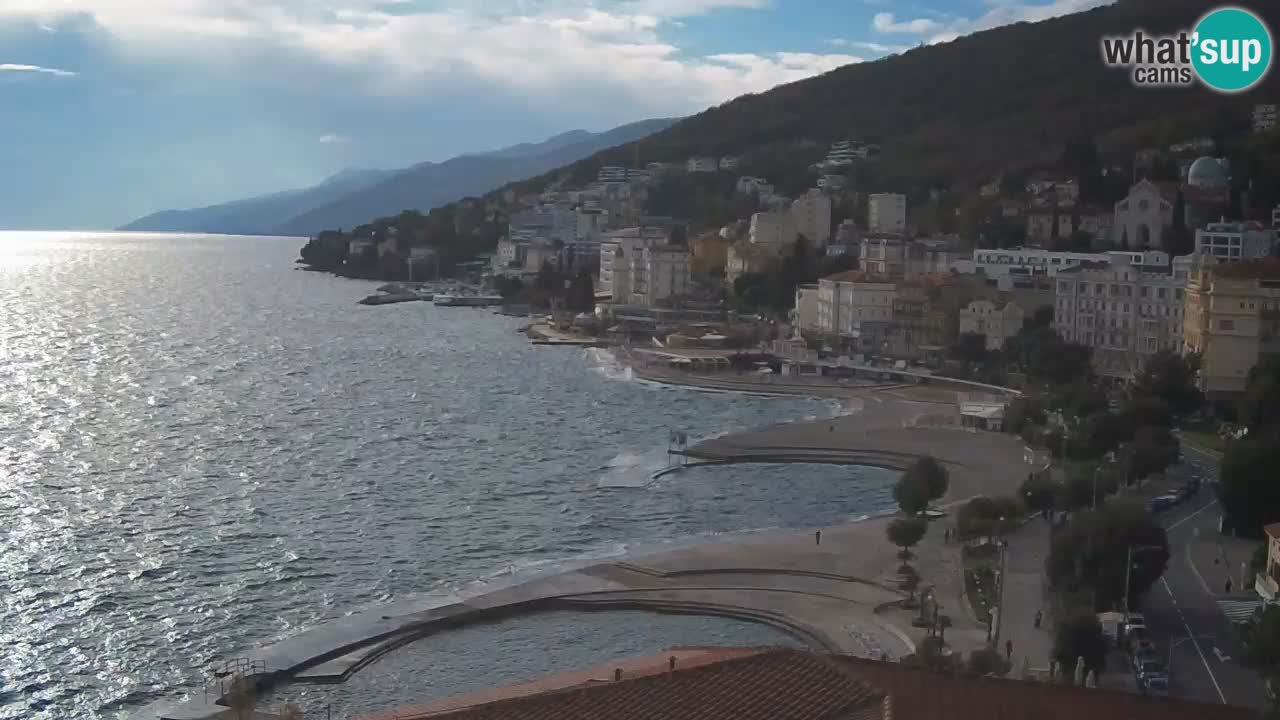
962,543,1000,626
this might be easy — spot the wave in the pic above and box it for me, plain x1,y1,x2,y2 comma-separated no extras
584,349,632,382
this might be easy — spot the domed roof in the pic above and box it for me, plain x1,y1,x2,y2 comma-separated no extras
1187,156,1229,189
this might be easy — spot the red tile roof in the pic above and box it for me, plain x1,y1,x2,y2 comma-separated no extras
1211,256,1280,280
362,648,1264,720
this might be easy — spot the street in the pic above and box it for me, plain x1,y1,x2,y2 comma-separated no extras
1138,452,1267,710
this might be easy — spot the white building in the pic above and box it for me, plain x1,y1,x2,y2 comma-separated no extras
860,234,907,277
629,245,691,306
816,271,897,353
599,226,669,298
576,206,610,244
492,237,527,275
793,284,820,332
791,190,832,248
687,156,719,173
963,247,1110,290
1053,254,1186,378
1195,221,1277,261
749,211,798,246
817,175,848,192
1254,104,1278,134
736,176,770,195
597,166,629,182
719,156,740,170
868,193,907,234
959,299,1025,350
822,140,879,167
1112,180,1173,250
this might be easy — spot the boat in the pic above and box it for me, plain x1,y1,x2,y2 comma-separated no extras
433,294,504,307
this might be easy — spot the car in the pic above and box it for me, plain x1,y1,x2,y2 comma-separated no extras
1176,482,1200,502
1130,637,1156,657
1147,495,1179,513
1123,613,1147,633
1134,656,1165,680
1142,674,1170,696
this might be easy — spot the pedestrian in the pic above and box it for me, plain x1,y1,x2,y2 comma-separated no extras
815,530,822,546
943,528,949,543
1034,610,1042,628
1226,577,1233,594
1005,639,1013,660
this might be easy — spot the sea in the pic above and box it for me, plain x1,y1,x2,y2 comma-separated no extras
0,232,896,720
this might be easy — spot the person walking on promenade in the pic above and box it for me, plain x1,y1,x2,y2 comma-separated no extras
1226,577,1233,594
1005,639,1013,661
1034,610,1042,628
815,530,822,546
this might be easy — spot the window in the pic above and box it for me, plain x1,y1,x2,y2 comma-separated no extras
1096,283,1104,295
1175,289,1183,301
1079,283,1087,294
1157,288,1167,299
1221,319,1235,330
1140,286,1149,298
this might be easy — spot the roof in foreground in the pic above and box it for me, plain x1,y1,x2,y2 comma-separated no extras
361,647,1259,720
1211,256,1280,280
1265,522,1280,541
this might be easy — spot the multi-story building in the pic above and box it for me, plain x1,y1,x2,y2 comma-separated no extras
868,193,906,234
686,156,719,173
726,241,784,284
509,207,578,246
791,190,832,247
960,298,1025,350
909,236,963,276
629,245,691,306
736,176,770,195
597,166,629,182
961,247,1110,290
749,211,798,246
888,276,967,360
1194,221,1277,261
815,271,898,355
576,206,610,244
492,237,527,275
1254,104,1278,134
1054,254,1185,379
599,226,669,298
817,175,848,192
1183,256,1280,394
860,234,907,277
793,284,820,332
1024,209,1076,244
1112,180,1174,250
689,231,730,275
719,156,740,170
821,140,880,167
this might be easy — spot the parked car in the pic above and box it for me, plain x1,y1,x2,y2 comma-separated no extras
1143,673,1170,696
1134,656,1165,681
1148,495,1179,513
1123,613,1147,634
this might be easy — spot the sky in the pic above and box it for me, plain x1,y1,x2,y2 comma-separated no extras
0,0,1113,230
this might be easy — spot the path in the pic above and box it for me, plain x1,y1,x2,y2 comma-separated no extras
997,519,1055,679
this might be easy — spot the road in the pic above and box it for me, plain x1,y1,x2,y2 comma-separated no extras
1138,449,1267,710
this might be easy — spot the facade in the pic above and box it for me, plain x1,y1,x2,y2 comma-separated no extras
736,176,769,194
1113,180,1174,250
817,174,848,192
860,234,907,277
1194,221,1276,261
822,140,878,167
965,247,1110,290
598,226,669,298
493,237,527,275
816,271,898,354
1024,210,1076,244
793,284,821,332
686,156,719,173
748,211,798,246
1183,257,1280,394
719,156,740,170
629,245,691,306
576,206,610,244
960,299,1025,350
689,231,730,274
1054,255,1185,378
725,241,784,284
868,193,907,234
1258,523,1280,603
597,166,628,182
791,190,833,248
888,278,966,359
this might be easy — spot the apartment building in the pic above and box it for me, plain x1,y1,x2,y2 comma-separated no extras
960,298,1025,350
686,157,719,173
868,193,906,234
816,271,898,354
599,226,669,299
749,211,798,246
1183,256,1280,394
1194,221,1277,261
1054,255,1185,379
793,284,820,332
791,190,832,247
629,245,692,307
860,234,908,277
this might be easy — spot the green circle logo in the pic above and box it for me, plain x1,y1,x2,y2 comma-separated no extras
1192,7,1273,93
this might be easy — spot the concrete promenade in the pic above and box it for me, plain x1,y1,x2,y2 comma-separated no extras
149,383,1034,720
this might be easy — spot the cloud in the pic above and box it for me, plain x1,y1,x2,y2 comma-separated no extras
827,38,909,54
872,12,943,35
318,133,348,144
0,62,76,76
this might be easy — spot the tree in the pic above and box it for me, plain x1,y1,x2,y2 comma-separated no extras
886,516,929,559
1244,605,1280,672
1240,357,1280,434
1020,474,1057,515
966,646,1012,676
1029,305,1054,330
1051,379,1107,420
904,456,950,504
893,470,932,516
1119,396,1173,429
1045,498,1169,610
1220,436,1280,537
1130,351,1202,416
957,496,1023,540
1053,609,1108,679
951,332,988,364
1125,426,1180,485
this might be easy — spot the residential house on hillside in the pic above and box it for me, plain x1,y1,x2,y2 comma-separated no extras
599,226,669,299
629,245,691,307
960,298,1025,350
816,270,897,355
889,276,968,361
686,156,718,173
791,190,832,248
793,284,820,332
1184,256,1280,394
736,176,770,195
726,240,784,284
749,211,797,246
719,156,740,170
868,193,906,234
1195,221,1277,261
689,231,730,275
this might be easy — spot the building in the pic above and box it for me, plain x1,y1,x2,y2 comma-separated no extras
725,240,784,284
1055,254,1186,379
686,156,719,173
492,237,527,275
791,190,833,248
1183,256,1280,394
868,193,906,234
736,176,770,194
907,236,962,276
362,646,1256,720
860,234,907,277
689,231,730,274
1024,209,1076,244
1112,180,1174,250
888,276,970,360
960,298,1025,350
748,211,798,246
964,247,1110,290
597,166,629,182
1257,522,1280,603
817,174,848,192
576,206,610,244
599,226,669,298
1273,204,1280,230
1194,221,1277,261
822,140,880,167
1254,103,1278,134
629,245,691,306
718,156,740,170
793,284,820,332
816,271,897,354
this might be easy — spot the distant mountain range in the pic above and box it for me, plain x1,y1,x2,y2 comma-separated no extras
118,118,677,237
